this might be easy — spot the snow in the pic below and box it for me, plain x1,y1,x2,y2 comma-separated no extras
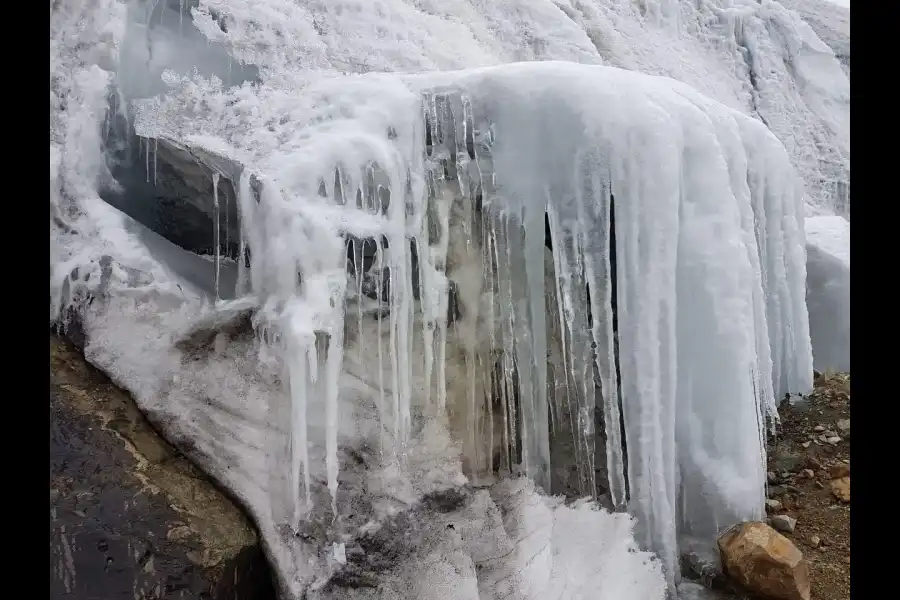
51,0,841,598
805,215,850,373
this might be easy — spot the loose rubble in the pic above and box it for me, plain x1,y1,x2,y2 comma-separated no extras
760,372,851,600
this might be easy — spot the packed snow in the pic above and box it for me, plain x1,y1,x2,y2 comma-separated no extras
51,1,844,598
805,215,850,373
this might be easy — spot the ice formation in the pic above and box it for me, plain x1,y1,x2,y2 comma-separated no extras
51,1,838,598
805,215,850,373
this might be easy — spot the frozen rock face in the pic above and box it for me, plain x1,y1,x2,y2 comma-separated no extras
53,61,813,596
805,216,850,373
52,2,832,599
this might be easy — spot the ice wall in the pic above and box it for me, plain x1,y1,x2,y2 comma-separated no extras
131,58,813,589
53,1,827,597
805,215,850,373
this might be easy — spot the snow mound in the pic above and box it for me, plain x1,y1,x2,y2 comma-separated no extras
805,215,850,373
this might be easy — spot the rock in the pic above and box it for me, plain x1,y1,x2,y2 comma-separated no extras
768,471,777,484
836,418,850,433
718,522,811,600
769,515,797,534
799,469,814,479
813,425,825,432
801,441,811,449
768,485,786,497
829,464,850,479
765,499,783,513
805,457,822,471
826,436,841,444
50,336,275,600
830,477,851,503
809,535,821,549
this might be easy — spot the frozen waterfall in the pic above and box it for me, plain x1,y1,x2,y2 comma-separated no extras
121,61,812,594
52,2,821,599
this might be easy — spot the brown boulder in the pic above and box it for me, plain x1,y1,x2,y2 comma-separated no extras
718,522,811,600
830,476,850,502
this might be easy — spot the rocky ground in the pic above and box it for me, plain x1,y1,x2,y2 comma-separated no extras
765,372,851,600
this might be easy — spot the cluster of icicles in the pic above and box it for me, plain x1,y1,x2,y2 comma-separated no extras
166,69,812,590
190,91,615,522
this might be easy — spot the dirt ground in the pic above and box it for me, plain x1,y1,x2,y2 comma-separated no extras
766,372,851,600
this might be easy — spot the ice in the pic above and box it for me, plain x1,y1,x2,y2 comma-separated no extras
805,215,850,373
52,1,835,598
123,59,813,589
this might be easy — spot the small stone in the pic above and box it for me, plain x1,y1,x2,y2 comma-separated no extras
829,464,850,479
809,535,821,548
818,434,829,443
770,515,798,534
799,469,815,479
768,471,778,484
836,419,850,432
826,436,841,444
814,481,824,489
813,425,825,432
766,499,783,512
768,485,787,497
823,430,838,438
801,441,811,449
805,457,822,470
830,477,850,503
718,522,810,600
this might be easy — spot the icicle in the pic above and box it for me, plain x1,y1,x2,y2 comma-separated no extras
153,138,158,186
288,344,311,526
324,325,343,521
212,172,221,301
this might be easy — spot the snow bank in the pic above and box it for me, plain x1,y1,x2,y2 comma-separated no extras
805,215,850,373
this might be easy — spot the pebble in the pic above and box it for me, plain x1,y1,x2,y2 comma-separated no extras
823,430,838,438
799,469,815,479
767,471,777,484
806,457,823,470
769,514,797,534
836,419,850,432
801,441,811,448
826,436,841,444
765,499,783,512
813,425,825,432
809,535,821,548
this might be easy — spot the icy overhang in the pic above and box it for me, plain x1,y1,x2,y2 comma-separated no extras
131,62,814,592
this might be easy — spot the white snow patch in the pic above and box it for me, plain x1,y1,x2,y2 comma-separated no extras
805,215,850,372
